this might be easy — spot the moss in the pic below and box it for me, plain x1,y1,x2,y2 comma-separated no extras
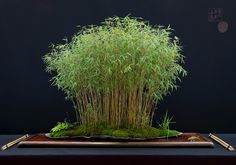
101,128,114,135
50,123,181,138
112,130,129,137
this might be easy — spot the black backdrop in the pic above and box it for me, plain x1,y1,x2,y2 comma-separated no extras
0,0,236,134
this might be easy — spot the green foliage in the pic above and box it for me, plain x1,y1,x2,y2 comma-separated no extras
159,111,175,131
44,16,186,131
50,121,74,133
44,16,186,100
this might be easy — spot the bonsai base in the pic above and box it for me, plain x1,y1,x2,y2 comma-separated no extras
18,133,214,148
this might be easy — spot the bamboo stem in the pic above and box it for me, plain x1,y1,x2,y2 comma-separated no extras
74,83,156,129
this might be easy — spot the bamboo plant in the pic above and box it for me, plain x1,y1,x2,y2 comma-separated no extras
43,16,187,138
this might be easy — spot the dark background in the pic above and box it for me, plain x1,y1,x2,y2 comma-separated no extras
0,0,235,134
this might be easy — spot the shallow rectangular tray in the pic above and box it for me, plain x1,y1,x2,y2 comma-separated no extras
18,133,214,148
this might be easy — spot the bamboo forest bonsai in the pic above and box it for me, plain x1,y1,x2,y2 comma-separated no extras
43,16,187,139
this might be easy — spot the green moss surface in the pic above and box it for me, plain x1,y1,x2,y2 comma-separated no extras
50,124,181,139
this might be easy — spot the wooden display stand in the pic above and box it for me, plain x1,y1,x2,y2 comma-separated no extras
18,133,214,148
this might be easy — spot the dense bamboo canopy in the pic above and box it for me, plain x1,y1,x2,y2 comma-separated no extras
44,16,186,129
